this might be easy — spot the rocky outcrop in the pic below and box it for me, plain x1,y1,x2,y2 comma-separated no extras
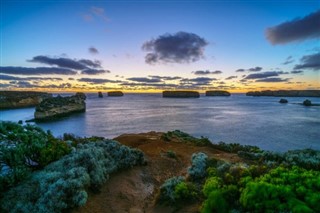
98,92,103,98
303,99,312,106
108,91,124,97
279,99,288,104
163,91,200,98
246,90,320,97
206,90,231,96
0,91,52,109
34,93,86,121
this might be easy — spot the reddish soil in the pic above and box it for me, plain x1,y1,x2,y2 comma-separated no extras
73,132,241,213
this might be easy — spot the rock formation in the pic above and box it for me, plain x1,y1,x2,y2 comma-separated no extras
0,91,52,109
98,91,103,98
163,91,200,98
34,92,86,121
206,90,231,96
246,90,320,97
303,99,312,106
279,99,288,104
108,91,124,96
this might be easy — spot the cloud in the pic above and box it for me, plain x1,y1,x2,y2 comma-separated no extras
142,31,208,64
77,78,121,84
121,82,177,88
89,47,99,54
180,77,216,85
236,69,245,72
225,76,237,80
148,75,182,80
127,77,162,83
68,78,75,80
193,70,222,75
91,6,109,22
293,52,320,71
282,56,294,65
290,70,304,74
0,74,63,81
266,10,320,44
81,69,110,75
255,78,290,82
28,56,102,70
244,71,285,79
248,66,263,72
0,66,77,75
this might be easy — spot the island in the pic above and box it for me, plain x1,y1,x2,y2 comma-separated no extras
98,91,103,98
206,90,231,96
163,91,200,98
33,92,86,121
0,91,52,109
108,91,124,96
246,90,320,97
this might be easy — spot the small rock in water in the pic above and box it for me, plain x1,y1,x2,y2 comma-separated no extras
303,99,312,106
279,99,288,104
98,91,103,98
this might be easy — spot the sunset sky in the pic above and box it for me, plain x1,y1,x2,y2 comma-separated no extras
1,0,319,92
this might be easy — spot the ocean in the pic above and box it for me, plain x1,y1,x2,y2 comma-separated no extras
1,93,319,152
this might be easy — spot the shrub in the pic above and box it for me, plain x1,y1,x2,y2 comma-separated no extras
188,152,208,181
162,130,211,146
159,176,185,204
166,150,177,159
0,140,145,213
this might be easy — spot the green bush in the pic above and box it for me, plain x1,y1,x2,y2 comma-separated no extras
240,166,320,212
159,176,185,204
162,130,211,146
0,140,145,213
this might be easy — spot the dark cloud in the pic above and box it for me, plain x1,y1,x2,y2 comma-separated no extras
266,10,320,44
225,76,237,80
294,52,320,71
121,82,177,88
142,31,208,64
89,47,99,54
248,66,263,72
180,77,216,85
255,78,290,82
193,70,222,75
81,69,109,75
68,78,75,80
282,56,294,65
28,56,101,69
0,66,77,75
291,70,304,74
0,74,63,81
236,69,245,72
78,78,121,84
244,71,287,79
127,77,162,83
148,75,182,80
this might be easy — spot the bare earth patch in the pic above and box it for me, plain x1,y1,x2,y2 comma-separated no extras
73,132,242,213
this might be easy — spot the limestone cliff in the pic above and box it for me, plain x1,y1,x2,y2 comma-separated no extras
206,90,231,96
246,90,320,97
0,91,52,109
162,91,200,98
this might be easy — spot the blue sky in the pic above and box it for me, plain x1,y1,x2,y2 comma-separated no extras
1,0,319,92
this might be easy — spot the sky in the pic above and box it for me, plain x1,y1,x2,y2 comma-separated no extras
0,0,319,93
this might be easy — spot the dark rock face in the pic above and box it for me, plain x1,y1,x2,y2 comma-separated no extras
303,99,312,106
279,99,288,104
108,91,124,97
163,91,200,98
0,91,52,109
98,92,103,98
34,93,86,121
206,90,231,96
246,90,320,97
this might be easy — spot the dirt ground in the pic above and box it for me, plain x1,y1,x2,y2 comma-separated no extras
73,132,241,213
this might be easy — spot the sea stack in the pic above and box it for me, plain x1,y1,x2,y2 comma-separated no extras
303,99,312,106
162,91,200,98
246,90,320,97
108,91,124,96
34,92,86,121
98,91,103,98
0,91,52,109
279,99,288,104
206,90,231,96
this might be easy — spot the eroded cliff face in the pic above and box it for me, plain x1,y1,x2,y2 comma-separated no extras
34,92,86,121
107,91,124,96
0,91,52,109
162,91,200,98
246,90,320,97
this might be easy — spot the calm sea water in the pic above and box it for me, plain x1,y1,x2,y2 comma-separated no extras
1,93,319,152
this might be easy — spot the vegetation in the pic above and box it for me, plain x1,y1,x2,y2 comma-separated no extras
162,130,211,146
158,130,320,212
0,121,145,213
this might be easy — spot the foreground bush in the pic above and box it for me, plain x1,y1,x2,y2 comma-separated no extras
0,121,70,193
0,140,145,213
188,152,208,181
162,130,211,146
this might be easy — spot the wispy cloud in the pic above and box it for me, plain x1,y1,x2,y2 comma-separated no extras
88,47,99,54
255,78,290,82
78,78,121,84
193,70,222,75
266,10,320,44
282,56,294,65
294,52,320,71
127,77,162,83
225,76,237,80
248,66,263,72
0,66,77,75
81,69,110,75
142,31,208,64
